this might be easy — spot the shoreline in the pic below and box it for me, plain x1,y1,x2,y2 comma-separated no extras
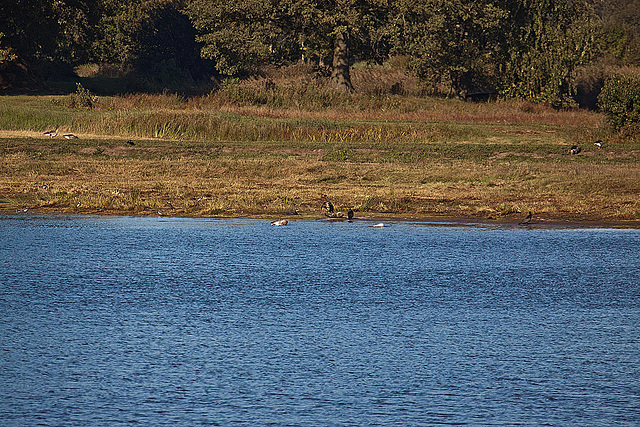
4,208,639,229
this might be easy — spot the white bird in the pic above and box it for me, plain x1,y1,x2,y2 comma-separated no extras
373,223,385,227
594,140,603,149
271,219,288,226
63,134,78,139
44,127,58,138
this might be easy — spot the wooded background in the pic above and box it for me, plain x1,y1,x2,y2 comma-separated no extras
1,0,640,109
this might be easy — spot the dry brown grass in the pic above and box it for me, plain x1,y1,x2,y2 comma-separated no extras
1,134,638,223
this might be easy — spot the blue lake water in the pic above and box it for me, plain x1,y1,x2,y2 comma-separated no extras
1,215,639,426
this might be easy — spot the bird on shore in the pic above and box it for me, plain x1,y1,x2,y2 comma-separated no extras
519,211,532,225
63,134,78,139
127,140,135,146
271,219,288,226
347,209,354,220
321,200,344,218
594,140,603,149
569,144,581,155
44,127,58,138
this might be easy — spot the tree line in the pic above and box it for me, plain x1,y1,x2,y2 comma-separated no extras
1,0,640,107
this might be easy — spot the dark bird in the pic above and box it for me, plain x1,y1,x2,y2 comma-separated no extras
127,140,135,146
347,209,354,220
569,144,581,155
63,134,78,139
519,211,532,225
594,140,603,149
167,201,175,210
44,127,58,138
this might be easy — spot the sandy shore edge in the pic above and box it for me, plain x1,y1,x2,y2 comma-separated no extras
3,208,639,229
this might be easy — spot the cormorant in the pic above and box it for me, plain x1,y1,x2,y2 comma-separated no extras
519,211,532,225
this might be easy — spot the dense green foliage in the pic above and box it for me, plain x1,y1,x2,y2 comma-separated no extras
598,72,640,132
1,0,640,112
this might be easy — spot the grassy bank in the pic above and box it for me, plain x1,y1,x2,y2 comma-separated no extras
0,75,639,223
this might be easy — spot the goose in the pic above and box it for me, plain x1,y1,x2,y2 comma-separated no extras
321,201,335,213
594,140,603,149
519,211,532,225
63,134,78,139
321,200,344,218
44,127,58,138
569,144,581,155
271,219,288,226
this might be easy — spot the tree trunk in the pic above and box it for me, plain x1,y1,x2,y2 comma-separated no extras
330,31,353,93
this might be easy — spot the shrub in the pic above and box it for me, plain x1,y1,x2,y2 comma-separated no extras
598,71,640,131
68,82,95,109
